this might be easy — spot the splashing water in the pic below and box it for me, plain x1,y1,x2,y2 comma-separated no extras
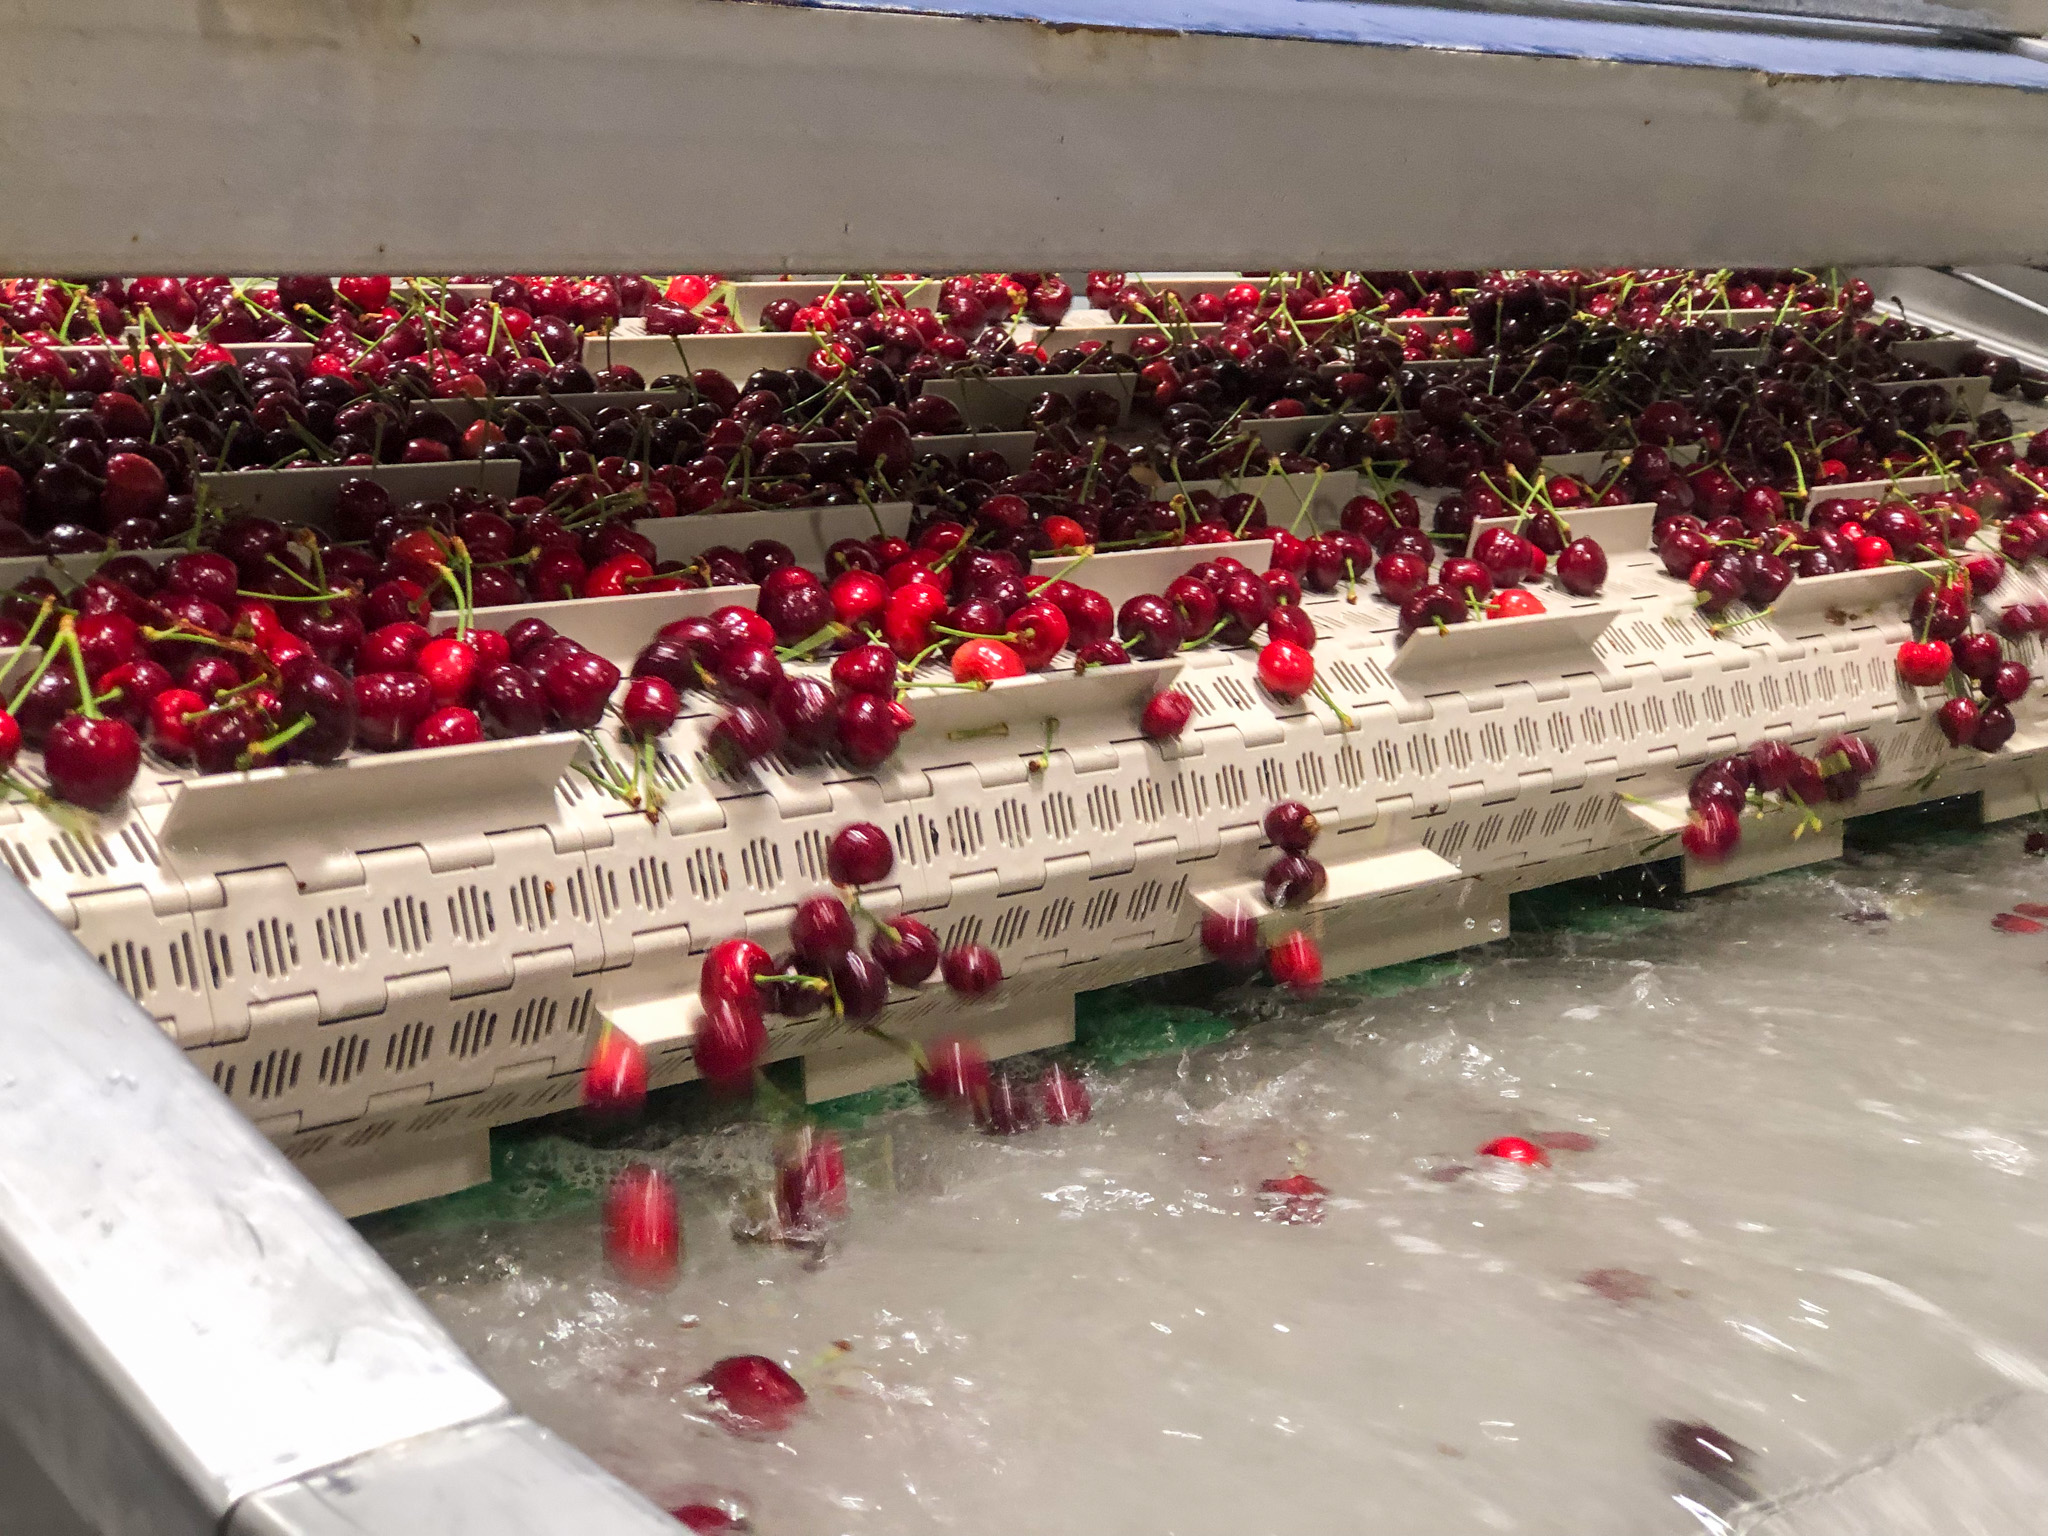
369,817,2048,1533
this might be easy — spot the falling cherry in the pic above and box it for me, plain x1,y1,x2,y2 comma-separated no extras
582,1025,648,1119
603,1163,680,1289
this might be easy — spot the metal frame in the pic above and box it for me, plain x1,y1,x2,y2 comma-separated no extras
0,875,678,1535
4,0,2048,276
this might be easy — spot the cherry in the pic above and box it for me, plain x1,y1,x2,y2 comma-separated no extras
1682,800,1740,862
1937,696,1981,746
1059,587,1115,648
871,916,939,986
278,658,355,763
1478,1135,1549,1166
1201,907,1261,966
1116,593,1183,661
1257,639,1316,701
830,948,890,1021
941,942,1002,998
670,1503,742,1534
1952,631,2003,682
707,704,784,772
1374,550,1429,604
1039,1062,1093,1124
582,1024,649,1118
540,648,622,729
354,671,435,750
1658,1420,1748,1480
918,1034,992,1108
414,706,484,748
621,675,681,738
1974,701,2017,752
0,708,17,773
831,643,897,698
836,692,903,767
693,995,767,1087
1263,853,1327,908
357,620,430,674
952,637,1025,684
828,821,895,886
1140,689,1192,740
1895,639,1952,688
774,1126,848,1231
1267,930,1322,992
982,1074,1040,1136
43,714,141,809
191,711,255,776
1264,800,1320,852
791,894,857,965
1265,604,1317,651
1986,660,2031,704
415,635,481,707
698,1356,806,1435
603,1163,681,1290
701,937,774,1008
1441,556,1492,600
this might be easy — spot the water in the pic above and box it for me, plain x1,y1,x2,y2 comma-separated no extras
369,815,2048,1533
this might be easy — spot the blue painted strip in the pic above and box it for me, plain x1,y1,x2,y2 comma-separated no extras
792,0,2048,87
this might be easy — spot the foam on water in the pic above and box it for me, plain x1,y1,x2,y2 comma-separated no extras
371,821,2048,1533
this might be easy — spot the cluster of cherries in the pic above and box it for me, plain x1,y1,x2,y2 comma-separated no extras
0,515,671,808
1679,733,1879,863
1195,801,1331,991
1336,487,1609,638
1895,571,2036,755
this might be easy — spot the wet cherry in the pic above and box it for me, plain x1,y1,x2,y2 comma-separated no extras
603,1163,681,1290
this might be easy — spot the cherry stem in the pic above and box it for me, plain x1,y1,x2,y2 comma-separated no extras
1310,673,1355,732
775,622,848,663
58,623,99,721
239,712,313,768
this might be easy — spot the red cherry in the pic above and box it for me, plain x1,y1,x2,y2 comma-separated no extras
1202,907,1261,966
0,708,18,772
1478,1135,1549,1166
670,1503,741,1533
698,1355,807,1435
1895,639,1952,687
1256,639,1316,702
583,1025,649,1118
692,995,767,1087
1263,800,1320,852
414,635,481,707
1486,588,1547,619
940,942,1003,998
1681,801,1740,862
919,1034,992,1108
774,1126,849,1231
791,893,857,965
1267,930,1322,992
952,638,1025,685
43,715,141,809
701,937,774,1006
1937,696,1982,746
1040,1062,1093,1125
414,706,484,748
871,916,939,985
603,1163,681,1289
1140,689,1192,740
827,821,895,886
621,675,681,738
1006,598,1069,671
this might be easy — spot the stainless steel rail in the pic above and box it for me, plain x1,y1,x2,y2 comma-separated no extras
0,875,677,1535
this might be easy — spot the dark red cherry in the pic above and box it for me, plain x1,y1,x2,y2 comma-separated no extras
871,915,939,985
